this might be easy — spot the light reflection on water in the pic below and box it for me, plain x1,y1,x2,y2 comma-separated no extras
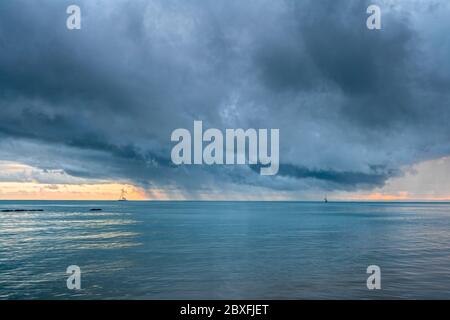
1,201,450,299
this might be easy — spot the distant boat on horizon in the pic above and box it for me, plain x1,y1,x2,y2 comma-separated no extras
118,189,128,201
324,195,328,203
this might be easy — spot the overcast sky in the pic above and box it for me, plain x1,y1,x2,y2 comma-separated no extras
0,0,449,200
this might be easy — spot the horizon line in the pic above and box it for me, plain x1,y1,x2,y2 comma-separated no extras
1,199,450,203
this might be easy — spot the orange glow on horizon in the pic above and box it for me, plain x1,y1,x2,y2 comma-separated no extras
338,192,410,201
0,182,149,201
336,191,450,202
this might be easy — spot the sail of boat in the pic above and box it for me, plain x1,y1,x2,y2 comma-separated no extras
118,188,127,201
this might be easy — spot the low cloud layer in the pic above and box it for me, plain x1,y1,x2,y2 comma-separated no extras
0,0,449,198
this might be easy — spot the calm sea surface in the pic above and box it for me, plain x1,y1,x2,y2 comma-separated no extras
1,201,449,299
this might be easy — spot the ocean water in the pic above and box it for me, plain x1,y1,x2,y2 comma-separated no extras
1,201,450,299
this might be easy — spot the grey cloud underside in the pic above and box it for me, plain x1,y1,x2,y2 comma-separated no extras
249,164,398,189
0,0,449,195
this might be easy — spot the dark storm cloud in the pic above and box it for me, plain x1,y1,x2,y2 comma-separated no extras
277,165,397,189
247,163,398,190
253,0,418,128
0,0,449,195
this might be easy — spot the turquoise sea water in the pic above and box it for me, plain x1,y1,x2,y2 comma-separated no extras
1,201,450,299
